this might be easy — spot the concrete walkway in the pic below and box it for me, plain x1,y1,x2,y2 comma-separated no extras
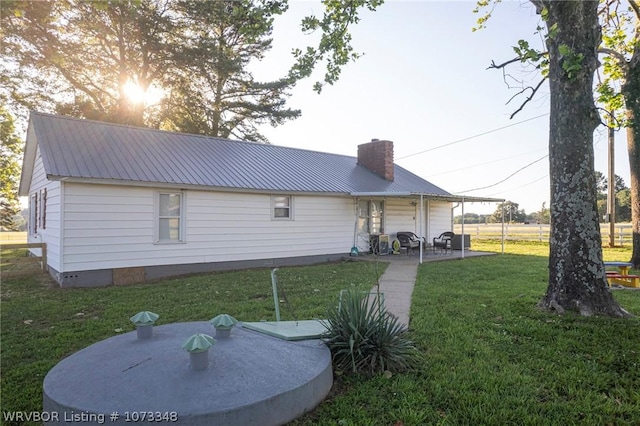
372,257,419,326
367,250,495,325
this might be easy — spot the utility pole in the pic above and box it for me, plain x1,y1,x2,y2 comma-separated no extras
607,115,615,247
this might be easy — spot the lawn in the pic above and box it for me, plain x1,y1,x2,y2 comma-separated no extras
1,241,639,425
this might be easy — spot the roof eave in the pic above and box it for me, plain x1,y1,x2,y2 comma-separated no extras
46,176,353,197
18,119,38,196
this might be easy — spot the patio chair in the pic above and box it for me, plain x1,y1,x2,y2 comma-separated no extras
396,232,422,255
398,232,427,248
432,231,454,254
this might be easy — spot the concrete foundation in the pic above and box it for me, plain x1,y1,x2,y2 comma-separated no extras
50,253,347,287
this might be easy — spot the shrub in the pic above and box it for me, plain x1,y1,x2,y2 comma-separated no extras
324,288,421,375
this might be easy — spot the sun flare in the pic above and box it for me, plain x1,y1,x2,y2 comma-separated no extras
123,81,162,105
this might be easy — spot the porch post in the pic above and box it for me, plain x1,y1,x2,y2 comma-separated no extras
461,197,465,259
501,202,505,254
419,194,424,264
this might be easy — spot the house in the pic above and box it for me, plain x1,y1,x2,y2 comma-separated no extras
19,112,501,287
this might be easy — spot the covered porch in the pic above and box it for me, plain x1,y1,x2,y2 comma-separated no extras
350,192,505,264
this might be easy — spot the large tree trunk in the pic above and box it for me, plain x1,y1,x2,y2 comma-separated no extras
622,36,640,268
626,109,640,268
534,0,629,317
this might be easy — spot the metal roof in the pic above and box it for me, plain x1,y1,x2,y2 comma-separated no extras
23,112,456,196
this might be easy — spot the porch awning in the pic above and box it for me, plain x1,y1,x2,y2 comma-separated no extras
349,192,505,204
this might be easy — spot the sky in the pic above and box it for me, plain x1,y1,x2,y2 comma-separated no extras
252,0,632,216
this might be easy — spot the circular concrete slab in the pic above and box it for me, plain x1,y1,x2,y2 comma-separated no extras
43,322,332,425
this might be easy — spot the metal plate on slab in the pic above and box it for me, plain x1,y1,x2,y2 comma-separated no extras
241,320,328,341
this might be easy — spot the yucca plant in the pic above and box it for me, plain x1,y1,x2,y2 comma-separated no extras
324,288,421,375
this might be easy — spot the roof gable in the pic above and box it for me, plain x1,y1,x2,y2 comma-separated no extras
23,112,452,196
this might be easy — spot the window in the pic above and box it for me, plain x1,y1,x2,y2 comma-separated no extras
40,188,47,230
29,193,38,234
357,200,384,234
272,195,292,219
357,200,369,233
370,200,384,234
156,192,184,243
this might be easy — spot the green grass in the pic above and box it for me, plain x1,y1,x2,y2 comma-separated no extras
2,243,640,425
0,260,383,425
293,241,640,425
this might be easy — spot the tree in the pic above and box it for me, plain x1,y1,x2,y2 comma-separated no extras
454,212,489,224
617,188,633,222
491,201,526,223
287,0,385,93
479,0,640,268
595,171,631,222
0,106,22,231
0,0,299,141
530,202,551,224
1,1,172,127
531,1,628,317
476,1,630,317
596,0,640,267
159,0,300,142
594,170,626,194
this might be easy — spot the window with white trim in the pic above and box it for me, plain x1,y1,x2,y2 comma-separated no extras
156,192,185,243
272,195,293,220
29,193,38,235
40,188,47,230
357,199,384,234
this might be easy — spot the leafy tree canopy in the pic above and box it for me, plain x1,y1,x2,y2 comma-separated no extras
0,0,305,142
0,106,22,230
491,201,526,223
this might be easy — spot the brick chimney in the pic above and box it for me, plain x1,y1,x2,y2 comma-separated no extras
357,139,394,181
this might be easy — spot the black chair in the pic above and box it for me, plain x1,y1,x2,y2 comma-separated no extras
433,231,454,254
396,232,422,255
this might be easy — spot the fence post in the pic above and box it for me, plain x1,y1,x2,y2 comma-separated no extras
618,226,623,247
41,243,48,271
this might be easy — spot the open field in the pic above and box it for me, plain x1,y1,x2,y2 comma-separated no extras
0,232,26,243
1,241,639,425
455,223,634,246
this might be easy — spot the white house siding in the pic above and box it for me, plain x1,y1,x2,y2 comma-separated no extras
428,201,453,240
189,191,355,262
384,198,420,239
27,146,62,272
60,183,356,273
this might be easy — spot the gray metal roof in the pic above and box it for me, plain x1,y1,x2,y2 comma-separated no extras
25,112,453,196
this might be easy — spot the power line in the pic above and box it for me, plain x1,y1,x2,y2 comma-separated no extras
396,113,549,161
425,148,548,178
484,174,548,198
455,154,548,193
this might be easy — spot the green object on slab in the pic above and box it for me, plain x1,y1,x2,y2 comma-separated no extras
209,314,238,330
129,311,159,326
182,333,216,353
242,320,328,341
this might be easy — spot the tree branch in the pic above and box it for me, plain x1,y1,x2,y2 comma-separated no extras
596,107,623,130
629,0,640,20
487,57,522,70
488,52,549,119
507,77,547,119
598,47,630,73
